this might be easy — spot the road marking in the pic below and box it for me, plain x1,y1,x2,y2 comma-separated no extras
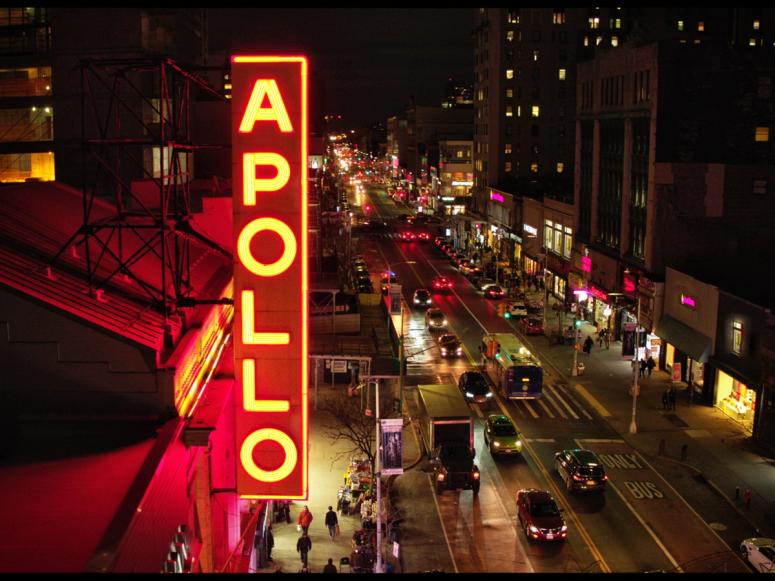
472,405,484,418
545,383,580,420
577,438,625,444
536,396,558,418
521,399,540,419
573,384,612,417
526,438,556,443
556,384,594,420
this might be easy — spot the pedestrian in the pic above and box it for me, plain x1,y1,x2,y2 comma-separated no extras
325,505,339,541
267,525,274,562
604,329,610,350
668,386,677,411
661,389,669,411
597,330,604,348
647,356,655,376
583,335,593,355
323,558,338,574
360,493,372,527
743,488,752,508
298,505,314,534
639,358,646,378
296,531,312,567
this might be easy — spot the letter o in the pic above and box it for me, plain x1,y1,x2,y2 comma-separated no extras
237,217,297,277
240,428,298,483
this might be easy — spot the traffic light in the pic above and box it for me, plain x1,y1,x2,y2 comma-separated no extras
364,204,372,213
497,303,507,317
574,319,582,328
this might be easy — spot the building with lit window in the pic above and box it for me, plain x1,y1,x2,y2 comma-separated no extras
437,139,473,215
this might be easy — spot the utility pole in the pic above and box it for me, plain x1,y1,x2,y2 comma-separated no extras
375,379,383,574
629,295,641,434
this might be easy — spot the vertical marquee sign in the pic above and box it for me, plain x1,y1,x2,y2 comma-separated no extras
232,55,308,499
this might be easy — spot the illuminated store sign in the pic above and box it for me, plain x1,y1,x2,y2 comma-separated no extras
581,256,592,273
451,181,473,186
623,272,636,293
680,293,697,309
490,190,505,203
523,224,538,236
232,55,308,499
589,285,608,302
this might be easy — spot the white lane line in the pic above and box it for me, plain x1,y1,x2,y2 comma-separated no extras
522,399,540,419
577,438,625,444
557,384,594,420
536,396,557,418
539,389,564,419
545,383,580,420
472,405,484,418
527,438,556,443
573,384,612,417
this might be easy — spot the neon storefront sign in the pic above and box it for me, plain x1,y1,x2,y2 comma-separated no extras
232,55,308,499
680,293,697,309
490,190,505,203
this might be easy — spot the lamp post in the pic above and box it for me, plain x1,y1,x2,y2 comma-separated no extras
629,295,641,435
603,305,612,349
571,289,588,377
375,378,384,573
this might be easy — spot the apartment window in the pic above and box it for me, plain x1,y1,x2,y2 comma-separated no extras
505,143,512,155
508,10,520,24
754,19,760,30
596,35,603,46
698,21,704,32
750,38,758,47
556,162,564,173
583,35,589,47
563,227,573,258
516,105,522,117
530,163,539,173
558,68,566,81
553,11,566,24
477,89,484,101
589,16,599,29
611,36,619,47
544,220,553,250
506,88,513,98
456,150,464,158
531,105,540,117
755,127,770,142
677,20,684,31
506,106,513,117
507,30,514,42
614,18,621,29
533,50,540,62
753,179,767,195
506,69,514,80
733,321,743,355
505,161,512,172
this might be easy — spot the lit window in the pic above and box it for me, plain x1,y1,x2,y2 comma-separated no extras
750,38,757,46
506,88,513,98
698,21,704,32
584,36,589,47
615,18,621,29
611,36,619,47
589,17,599,29
505,162,512,172
558,68,566,81
753,179,767,195
530,163,538,173
517,105,522,117
505,143,512,154
754,19,760,30
755,127,770,142
533,50,540,62
531,105,540,117
506,69,514,79
507,30,514,42
677,20,684,31
596,36,603,46
556,162,564,173
733,321,743,355
553,11,566,25
506,106,513,117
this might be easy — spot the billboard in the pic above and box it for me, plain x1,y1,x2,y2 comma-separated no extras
232,55,308,499
380,418,404,476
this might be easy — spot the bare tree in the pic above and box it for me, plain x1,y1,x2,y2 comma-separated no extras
319,384,397,478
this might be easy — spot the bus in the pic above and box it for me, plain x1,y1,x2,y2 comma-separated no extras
481,333,543,399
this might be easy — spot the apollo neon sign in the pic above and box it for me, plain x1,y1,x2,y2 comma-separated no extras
232,56,308,499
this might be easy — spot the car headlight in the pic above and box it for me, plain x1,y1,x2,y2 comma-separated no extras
456,348,463,355
561,525,568,532
440,348,447,355
493,441,501,447
465,391,474,398
485,392,493,398
515,440,523,449
427,299,432,304
442,319,448,325
437,473,445,481
529,525,539,533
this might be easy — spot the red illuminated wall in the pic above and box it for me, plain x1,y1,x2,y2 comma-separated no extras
231,56,308,499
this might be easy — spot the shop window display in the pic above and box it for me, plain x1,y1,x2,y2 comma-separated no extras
716,372,755,432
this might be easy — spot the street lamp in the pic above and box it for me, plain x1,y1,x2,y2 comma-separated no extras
571,289,588,377
629,296,642,435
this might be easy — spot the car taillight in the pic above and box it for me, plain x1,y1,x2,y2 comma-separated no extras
572,474,584,481
437,473,445,481
473,471,480,479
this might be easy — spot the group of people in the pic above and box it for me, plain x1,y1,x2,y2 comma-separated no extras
262,504,342,573
639,356,657,378
662,386,678,411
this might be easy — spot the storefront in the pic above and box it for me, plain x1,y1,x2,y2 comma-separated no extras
656,314,713,401
714,367,756,432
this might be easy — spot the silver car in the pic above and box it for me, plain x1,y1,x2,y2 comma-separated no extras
425,308,447,331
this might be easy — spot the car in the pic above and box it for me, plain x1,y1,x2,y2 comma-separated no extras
399,231,417,242
438,333,463,358
412,288,433,308
381,269,396,282
357,280,374,294
354,264,369,275
526,300,544,315
458,370,492,403
740,538,775,573
506,302,528,318
484,415,524,457
474,277,496,291
431,275,453,293
381,275,398,294
425,308,448,332
484,285,505,299
434,236,448,247
521,316,544,335
554,449,608,493
465,265,483,280
516,489,567,543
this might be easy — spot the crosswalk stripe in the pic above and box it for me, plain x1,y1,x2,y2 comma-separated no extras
526,438,556,443
522,399,540,419
545,383,580,420
540,388,565,419
536,397,557,418
557,383,594,420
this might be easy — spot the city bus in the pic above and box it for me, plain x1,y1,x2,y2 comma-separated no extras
481,333,543,399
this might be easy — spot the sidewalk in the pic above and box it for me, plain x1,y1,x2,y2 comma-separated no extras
518,285,775,543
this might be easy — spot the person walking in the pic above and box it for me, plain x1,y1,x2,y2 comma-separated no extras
325,505,339,541
604,329,610,350
661,388,669,411
583,335,593,355
323,558,338,574
639,358,647,378
647,356,656,377
298,505,314,534
668,386,677,411
296,531,312,568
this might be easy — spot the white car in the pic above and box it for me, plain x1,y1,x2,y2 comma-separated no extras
507,302,528,318
741,538,775,573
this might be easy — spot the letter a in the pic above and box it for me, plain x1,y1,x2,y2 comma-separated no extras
239,79,293,133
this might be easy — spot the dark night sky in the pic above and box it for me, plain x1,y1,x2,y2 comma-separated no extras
207,8,475,128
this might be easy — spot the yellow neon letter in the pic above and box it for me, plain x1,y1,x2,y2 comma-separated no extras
241,290,290,345
243,153,291,205
243,358,290,412
237,217,297,277
239,79,293,133
240,428,298,482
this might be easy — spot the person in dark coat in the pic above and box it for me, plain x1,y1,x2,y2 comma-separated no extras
647,356,656,377
583,336,593,355
325,505,339,541
296,531,312,567
639,358,647,378
668,386,677,411
661,389,669,411
323,558,338,574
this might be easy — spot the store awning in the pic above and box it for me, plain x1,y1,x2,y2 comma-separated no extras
655,315,712,363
